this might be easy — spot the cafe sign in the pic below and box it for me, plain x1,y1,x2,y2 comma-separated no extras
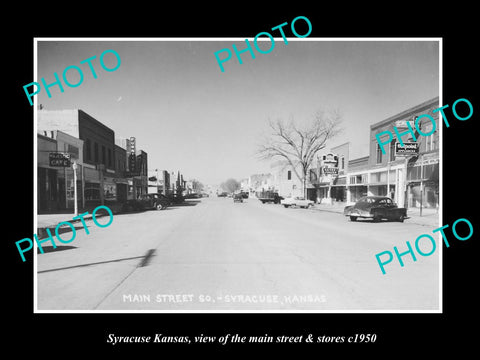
49,152,71,167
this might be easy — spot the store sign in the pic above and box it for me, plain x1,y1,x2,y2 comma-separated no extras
394,119,416,129
322,166,339,175
49,152,71,167
127,136,137,173
395,142,419,156
322,153,338,165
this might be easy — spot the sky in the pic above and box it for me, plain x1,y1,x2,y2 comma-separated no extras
36,39,439,185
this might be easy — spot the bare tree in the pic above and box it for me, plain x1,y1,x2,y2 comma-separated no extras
221,178,241,193
257,110,343,198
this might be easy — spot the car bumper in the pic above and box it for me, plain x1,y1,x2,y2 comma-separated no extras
344,210,373,218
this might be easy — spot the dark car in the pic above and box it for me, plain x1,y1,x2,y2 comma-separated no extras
343,196,407,222
240,191,249,199
233,193,243,203
121,195,149,212
146,193,171,210
217,192,228,197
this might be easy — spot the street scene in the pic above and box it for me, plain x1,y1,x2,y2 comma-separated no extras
37,195,439,311
34,39,440,311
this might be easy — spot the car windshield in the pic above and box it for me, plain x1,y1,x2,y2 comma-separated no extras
358,197,376,203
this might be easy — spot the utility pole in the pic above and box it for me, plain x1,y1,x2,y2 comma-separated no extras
419,153,424,217
72,161,78,216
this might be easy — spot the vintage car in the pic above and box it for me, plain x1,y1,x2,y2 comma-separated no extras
122,193,171,212
343,196,407,222
233,193,244,203
280,196,314,208
257,190,284,204
146,193,171,210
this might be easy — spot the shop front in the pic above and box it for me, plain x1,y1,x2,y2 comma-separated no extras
56,165,83,210
38,167,59,213
348,185,368,203
406,160,439,209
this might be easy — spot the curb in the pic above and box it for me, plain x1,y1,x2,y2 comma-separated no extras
310,206,439,227
36,213,109,240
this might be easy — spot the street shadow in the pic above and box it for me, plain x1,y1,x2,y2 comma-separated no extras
37,251,155,274
37,245,77,254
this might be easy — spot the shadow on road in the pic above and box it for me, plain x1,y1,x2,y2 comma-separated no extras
37,254,147,274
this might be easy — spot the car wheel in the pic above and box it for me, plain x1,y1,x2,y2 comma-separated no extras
156,203,164,210
373,216,381,222
283,205,289,208
307,203,313,209
350,216,357,221
398,214,405,222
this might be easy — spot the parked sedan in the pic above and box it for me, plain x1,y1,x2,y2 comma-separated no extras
281,196,314,208
146,193,171,210
343,196,407,222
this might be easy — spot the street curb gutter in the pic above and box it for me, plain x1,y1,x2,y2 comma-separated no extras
36,213,110,240
310,206,439,227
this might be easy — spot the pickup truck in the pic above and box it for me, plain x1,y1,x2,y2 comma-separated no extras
343,196,407,222
256,191,284,204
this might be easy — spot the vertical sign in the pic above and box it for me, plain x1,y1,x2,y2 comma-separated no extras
128,136,136,173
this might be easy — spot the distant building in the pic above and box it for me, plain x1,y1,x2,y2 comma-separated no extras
148,169,171,195
248,173,275,196
269,161,302,198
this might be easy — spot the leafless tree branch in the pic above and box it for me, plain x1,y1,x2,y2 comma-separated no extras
256,109,343,197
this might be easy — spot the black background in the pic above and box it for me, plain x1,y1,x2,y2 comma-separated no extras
6,5,478,356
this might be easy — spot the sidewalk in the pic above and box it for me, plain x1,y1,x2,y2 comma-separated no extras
311,202,440,228
36,203,121,238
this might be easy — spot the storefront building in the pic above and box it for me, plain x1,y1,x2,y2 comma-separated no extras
37,130,84,213
38,109,118,209
304,97,440,209
368,96,439,209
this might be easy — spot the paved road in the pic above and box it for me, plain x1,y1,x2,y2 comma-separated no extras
36,196,440,311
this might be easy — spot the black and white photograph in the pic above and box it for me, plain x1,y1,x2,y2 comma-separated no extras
32,38,441,312
7,8,478,355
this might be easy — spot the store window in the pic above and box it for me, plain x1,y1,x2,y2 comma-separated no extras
104,183,117,200
85,183,100,200
67,144,79,160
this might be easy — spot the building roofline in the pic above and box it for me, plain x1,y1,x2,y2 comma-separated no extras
331,141,350,150
349,155,369,164
37,133,57,143
370,96,439,130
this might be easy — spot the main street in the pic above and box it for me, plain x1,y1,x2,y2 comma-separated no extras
36,196,440,311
